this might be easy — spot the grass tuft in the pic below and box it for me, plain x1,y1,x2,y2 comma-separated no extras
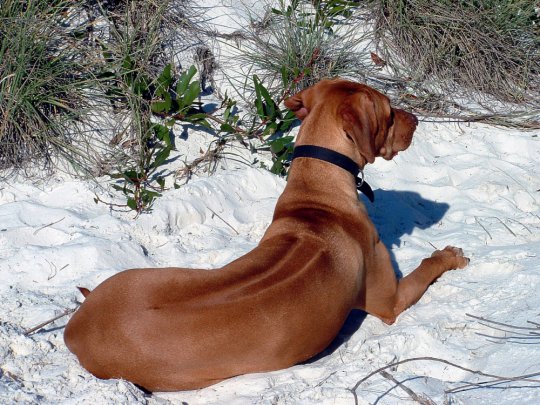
370,0,540,109
237,0,373,95
0,0,98,175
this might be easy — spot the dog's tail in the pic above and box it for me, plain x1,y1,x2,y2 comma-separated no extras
77,286,91,298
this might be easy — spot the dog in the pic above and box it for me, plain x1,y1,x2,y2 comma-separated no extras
64,79,469,391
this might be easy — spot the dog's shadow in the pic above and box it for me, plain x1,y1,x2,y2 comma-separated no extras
309,189,450,361
363,189,450,279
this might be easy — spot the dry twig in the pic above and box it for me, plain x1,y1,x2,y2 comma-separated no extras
24,307,78,336
207,206,239,235
33,217,66,235
467,313,540,344
380,370,436,405
349,357,540,405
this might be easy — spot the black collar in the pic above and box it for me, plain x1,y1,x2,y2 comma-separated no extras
291,145,375,202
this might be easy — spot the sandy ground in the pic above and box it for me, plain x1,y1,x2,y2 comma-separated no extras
1,120,539,404
1,1,540,404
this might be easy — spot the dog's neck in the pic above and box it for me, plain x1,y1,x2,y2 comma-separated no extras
277,109,374,209
291,145,374,202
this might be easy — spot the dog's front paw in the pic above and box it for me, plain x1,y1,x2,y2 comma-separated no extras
431,246,470,269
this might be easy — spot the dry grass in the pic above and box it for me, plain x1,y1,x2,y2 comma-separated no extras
235,0,374,96
369,0,540,113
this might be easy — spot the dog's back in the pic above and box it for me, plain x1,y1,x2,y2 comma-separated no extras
65,229,357,391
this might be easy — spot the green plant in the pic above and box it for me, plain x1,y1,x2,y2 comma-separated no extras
191,74,298,177
222,0,372,176
105,122,173,213
85,1,185,213
148,65,298,179
150,64,211,127
239,0,371,95
99,61,209,214
252,75,296,175
0,0,99,175
272,0,359,32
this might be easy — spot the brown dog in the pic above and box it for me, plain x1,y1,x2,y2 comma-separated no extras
64,79,469,391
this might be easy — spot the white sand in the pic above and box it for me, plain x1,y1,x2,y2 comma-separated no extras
1,2,540,404
1,120,539,404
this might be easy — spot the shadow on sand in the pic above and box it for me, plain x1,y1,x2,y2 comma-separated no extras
310,189,450,359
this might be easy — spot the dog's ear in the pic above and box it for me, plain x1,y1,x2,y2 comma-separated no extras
284,89,309,120
339,95,377,164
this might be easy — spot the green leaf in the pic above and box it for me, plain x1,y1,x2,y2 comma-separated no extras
281,66,289,88
152,124,166,139
152,124,171,147
151,92,172,113
127,198,138,211
220,123,235,133
182,113,211,128
277,110,297,132
111,184,125,192
133,76,150,96
186,113,208,121
264,121,278,137
182,80,201,108
259,83,276,119
156,63,173,93
151,147,171,169
253,75,266,119
176,65,197,96
141,190,162,204
145,190,162,198
253,75,278,119
270,160,283,175
122,55,133,72
123,170,139,183
223,104,232,123
196,118,212,129
269,136,294,154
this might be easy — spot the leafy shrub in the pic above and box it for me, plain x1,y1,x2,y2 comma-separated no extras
252,75,296,175
103,63,209,214
87,2,200,213
224,0,372,177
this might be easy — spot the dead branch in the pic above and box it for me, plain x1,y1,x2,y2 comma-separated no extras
466,313,540,332
380,370,436,405
175,141,226,181
349,356,540,405
207,206,239,235
24,307,78,336
474,216,493,240
33,217,66,235
467,313,540,343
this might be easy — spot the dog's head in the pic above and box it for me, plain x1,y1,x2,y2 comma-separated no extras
284,79,418,165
